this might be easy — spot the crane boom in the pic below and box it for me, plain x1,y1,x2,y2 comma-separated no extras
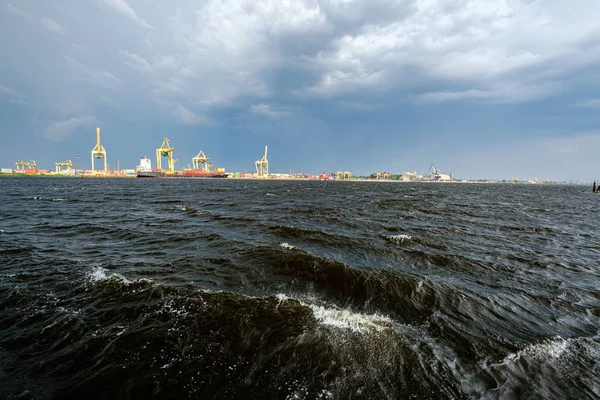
95,128,101,156
91,127,107,172
255,145,269,177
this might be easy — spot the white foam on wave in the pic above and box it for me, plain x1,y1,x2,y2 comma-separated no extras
87,265,153,285
52,198,66,202
88,265,110,282
275,293,393,334
280,242,295,250
388,234,413,244
506,336,569,362
309,305,394,333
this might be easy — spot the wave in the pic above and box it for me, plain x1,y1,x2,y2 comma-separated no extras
237,246,442,325
275,293,394,334
387,234,413,244
86,265,153,286
505,336,569,361
477,335,600,399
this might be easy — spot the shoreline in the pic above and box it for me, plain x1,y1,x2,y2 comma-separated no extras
0,173,571,184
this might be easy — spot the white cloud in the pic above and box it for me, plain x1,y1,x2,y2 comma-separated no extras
307,69,386,98
100,96,121,108
0,85,19,96
7,3,31,22
41,18,66,35
43,115,98,142
153,54,177,70
416,82,560,104
0,84,26,104
139,0,326,112
573,99,600,109
300,0,600,101
248,103,288,118
100,0,153,29
119,50,152,72
64,55,121,88
174,105,207,125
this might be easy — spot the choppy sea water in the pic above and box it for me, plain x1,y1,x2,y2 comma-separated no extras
0,177,598,399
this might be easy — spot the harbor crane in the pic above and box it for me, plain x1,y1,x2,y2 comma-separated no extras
156,137,176,173
55,160,73,174
192,150,213,173
15,160,36,170
91,127,107,172
255,145,269,177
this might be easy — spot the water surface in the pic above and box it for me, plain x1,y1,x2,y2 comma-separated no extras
1,177,598,399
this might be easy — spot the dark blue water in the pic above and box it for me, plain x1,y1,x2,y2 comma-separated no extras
1,177,598,399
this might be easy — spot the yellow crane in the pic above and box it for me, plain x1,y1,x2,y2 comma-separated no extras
15,160,36,170
192,150,213,173
91,127,107,172
156,137,176,173
55,160,73,174
255,145,268,178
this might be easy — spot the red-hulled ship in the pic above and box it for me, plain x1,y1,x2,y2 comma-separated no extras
136,157,228,179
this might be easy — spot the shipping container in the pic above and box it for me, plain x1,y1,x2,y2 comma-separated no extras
1,168,13,174
25,169,37,175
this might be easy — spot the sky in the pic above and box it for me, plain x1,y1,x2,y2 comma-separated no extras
1,0,600,181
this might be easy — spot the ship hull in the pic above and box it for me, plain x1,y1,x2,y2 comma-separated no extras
136,172,228,179
167,173,229,179
136,171,164,178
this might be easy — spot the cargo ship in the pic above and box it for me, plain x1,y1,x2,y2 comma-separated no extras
136,157,164,178
135,157,229,179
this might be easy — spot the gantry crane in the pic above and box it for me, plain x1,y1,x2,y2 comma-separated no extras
192,150,213,173
156,137,176,173
15,160,36,170
55,160,73,173
91,127,107,172
255,145,268,177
